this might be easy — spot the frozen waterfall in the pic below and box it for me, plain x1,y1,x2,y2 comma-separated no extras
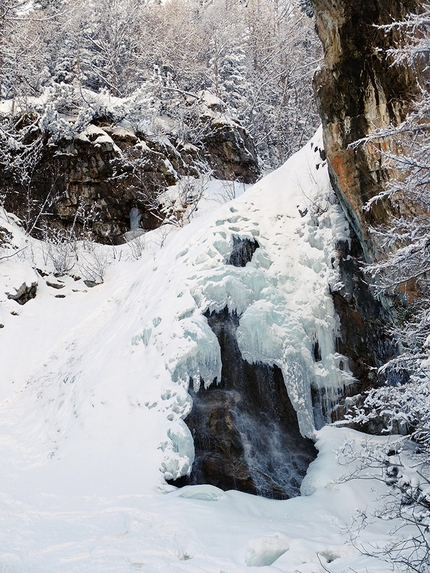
131,128,354,493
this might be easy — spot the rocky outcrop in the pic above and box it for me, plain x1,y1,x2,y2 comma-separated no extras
311,0,421,260
6,281,38,305
332,236,398,383
307,0,426,396
200,121,260,184
322,233,407,424
2,115,259,243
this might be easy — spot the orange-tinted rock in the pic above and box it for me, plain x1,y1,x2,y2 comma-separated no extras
312,0,421,260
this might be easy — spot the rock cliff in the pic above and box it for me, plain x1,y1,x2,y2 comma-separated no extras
1,112,259,243
311,0,421,260
307,0,426,393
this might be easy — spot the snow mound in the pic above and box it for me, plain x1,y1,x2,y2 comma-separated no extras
245,534,289,566
177,484,225,501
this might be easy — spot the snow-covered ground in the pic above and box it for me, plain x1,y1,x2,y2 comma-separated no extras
0,131,405,572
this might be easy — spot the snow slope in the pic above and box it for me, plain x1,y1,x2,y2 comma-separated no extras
0,130,401,572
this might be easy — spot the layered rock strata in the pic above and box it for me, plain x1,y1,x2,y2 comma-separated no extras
2,117,259,243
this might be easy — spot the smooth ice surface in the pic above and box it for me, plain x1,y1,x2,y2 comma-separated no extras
0,130,398,572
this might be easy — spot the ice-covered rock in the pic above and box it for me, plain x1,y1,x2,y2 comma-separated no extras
129,128,354,490
177,484,224,501
160,421,195,481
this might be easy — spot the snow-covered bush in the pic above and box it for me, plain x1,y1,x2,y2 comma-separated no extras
77,243,111,284
348,373,430,438
337,436,430,573
42,232,78,276
157,176,210,228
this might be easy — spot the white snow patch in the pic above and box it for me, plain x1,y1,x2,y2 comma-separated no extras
177,484,225,501
245,534,289,566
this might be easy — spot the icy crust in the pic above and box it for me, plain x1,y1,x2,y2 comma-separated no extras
134,127,353,446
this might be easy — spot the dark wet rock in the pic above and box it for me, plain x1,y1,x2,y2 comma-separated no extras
46,280,65,290
83,280,100,288
227,237,259,267
327,234,405,423
332,236,398,385
0,226,13,245
177,308,317,500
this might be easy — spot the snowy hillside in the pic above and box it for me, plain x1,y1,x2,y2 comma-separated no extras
0,131,412,572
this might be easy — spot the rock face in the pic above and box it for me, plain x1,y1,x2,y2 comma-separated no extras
227,236,260,267
324,234,404,423
311,0,421,260
308,0,425,393
2,117,259,243
201,121,260,184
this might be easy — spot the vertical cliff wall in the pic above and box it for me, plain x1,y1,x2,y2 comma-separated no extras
311,0,421,260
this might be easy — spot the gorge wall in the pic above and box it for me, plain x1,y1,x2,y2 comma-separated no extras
311,0,421,260
306,0,426,395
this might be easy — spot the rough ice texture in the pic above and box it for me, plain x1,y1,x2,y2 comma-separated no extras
160,420,195,480
136,130,350,482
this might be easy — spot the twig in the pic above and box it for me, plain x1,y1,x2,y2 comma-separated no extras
0,245,27,260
